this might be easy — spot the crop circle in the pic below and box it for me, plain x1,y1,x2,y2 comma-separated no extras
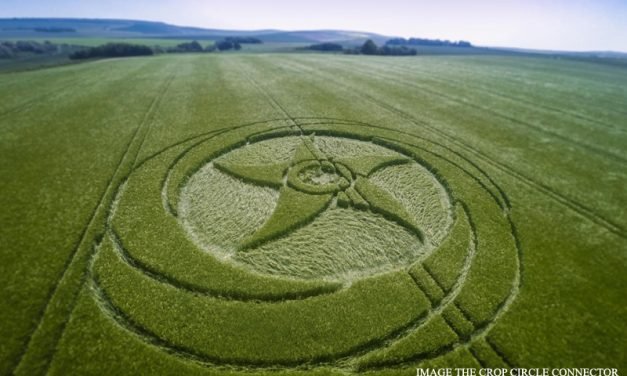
95,118,520,370
179,134,453,282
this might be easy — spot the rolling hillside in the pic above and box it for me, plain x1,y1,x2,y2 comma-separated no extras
0,18,393,44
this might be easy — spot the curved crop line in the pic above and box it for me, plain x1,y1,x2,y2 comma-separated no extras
102,128,344,303
232,57,510,214
156,121,519,300
355,201,479,370
11,70,178,375
360,199,523,371
296,117,511,210
94,120,515,371
149,119,509,290
117,124,462,302
89,269,433,371
105,227,340,303
93,117,522,371
303,125,505,213
88,276,347,373
162,125,300,216
275,60,626,237
129,149,506,370
165,128,451,253
304,114,524,366
134,118,291,171
315,110,625,238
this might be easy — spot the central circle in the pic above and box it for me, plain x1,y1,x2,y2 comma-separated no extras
299,164,339,186
179,135,453,282
288,160,347,195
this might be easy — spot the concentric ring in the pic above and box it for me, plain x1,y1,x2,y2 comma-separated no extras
89,118,521,371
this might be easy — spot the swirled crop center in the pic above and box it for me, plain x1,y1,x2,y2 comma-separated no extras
179,135,453,282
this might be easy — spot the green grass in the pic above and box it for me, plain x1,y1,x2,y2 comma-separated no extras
1,52,625,375
90,235,430,365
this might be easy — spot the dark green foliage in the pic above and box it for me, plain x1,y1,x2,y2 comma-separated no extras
360,39,379,55
69,43,153,59
352,39,417,56
379,45,418,56
224,37,263,44
0,40,59,56
216,39,242,51
165,40,215,54
174,40,203,52
307,42,343,52
15,40,56,53
387,37,473,47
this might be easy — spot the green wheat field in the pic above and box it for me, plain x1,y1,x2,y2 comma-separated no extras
1,53,626,375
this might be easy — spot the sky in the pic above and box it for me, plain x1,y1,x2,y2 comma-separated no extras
2,0,627,52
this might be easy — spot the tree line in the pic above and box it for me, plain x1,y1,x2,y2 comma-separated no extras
306,36,475,56
0,40,62,58
386,38,472,48
68,37,263,60
0,40,77,59
69,43,154,59
307,40,418,56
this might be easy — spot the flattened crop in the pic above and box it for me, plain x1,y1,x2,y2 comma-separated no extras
28,119,521,373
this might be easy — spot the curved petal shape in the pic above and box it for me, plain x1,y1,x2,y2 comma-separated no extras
354,177,424,241
238,186,334,250
214,160,288,188
335,156,410,177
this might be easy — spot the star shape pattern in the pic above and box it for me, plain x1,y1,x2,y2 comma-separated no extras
214,135,424,250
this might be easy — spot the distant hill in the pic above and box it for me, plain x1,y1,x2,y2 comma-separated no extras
0,18,392,44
